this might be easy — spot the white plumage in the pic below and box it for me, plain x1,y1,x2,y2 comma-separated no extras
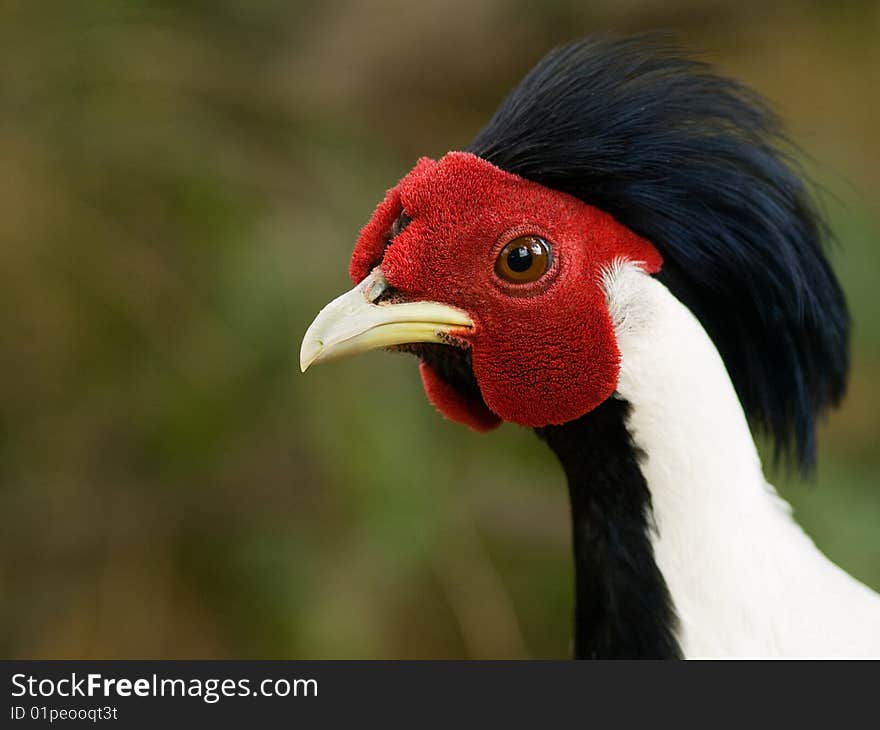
605,261,880,657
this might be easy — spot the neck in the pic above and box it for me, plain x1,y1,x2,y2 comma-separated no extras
548,261,879,658
536,399,682,658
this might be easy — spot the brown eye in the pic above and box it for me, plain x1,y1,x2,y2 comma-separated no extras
495,236,552,283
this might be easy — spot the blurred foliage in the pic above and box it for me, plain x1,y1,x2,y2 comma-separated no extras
1,0,878,658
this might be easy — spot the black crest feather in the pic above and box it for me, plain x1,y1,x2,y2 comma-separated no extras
468,34,849,472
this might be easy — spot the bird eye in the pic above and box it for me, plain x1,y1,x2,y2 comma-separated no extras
495,236,552,283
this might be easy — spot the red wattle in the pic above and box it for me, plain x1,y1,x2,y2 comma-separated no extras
419,360,501,432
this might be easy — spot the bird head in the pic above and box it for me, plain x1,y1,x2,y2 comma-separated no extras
302,152,661,430
301,35,849,470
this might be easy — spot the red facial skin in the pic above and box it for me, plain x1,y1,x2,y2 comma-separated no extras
350,152,662,431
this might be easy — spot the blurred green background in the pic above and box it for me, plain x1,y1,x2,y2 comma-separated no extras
1,0,878,658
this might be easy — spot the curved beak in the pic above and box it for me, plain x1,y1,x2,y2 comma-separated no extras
300,269,473,372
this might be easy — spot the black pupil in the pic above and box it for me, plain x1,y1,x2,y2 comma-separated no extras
507,246,533,272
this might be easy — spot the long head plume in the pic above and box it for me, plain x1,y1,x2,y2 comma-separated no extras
468,34,849,472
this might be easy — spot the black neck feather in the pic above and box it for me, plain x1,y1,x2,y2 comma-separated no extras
535,397,682,659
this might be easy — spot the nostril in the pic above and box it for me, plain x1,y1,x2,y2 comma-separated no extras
373,286,406,304
372,285,405,305
362,269,405,305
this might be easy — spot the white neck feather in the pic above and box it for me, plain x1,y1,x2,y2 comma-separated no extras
603,261,880,658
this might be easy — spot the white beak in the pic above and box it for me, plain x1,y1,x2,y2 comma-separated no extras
300,269,473,372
